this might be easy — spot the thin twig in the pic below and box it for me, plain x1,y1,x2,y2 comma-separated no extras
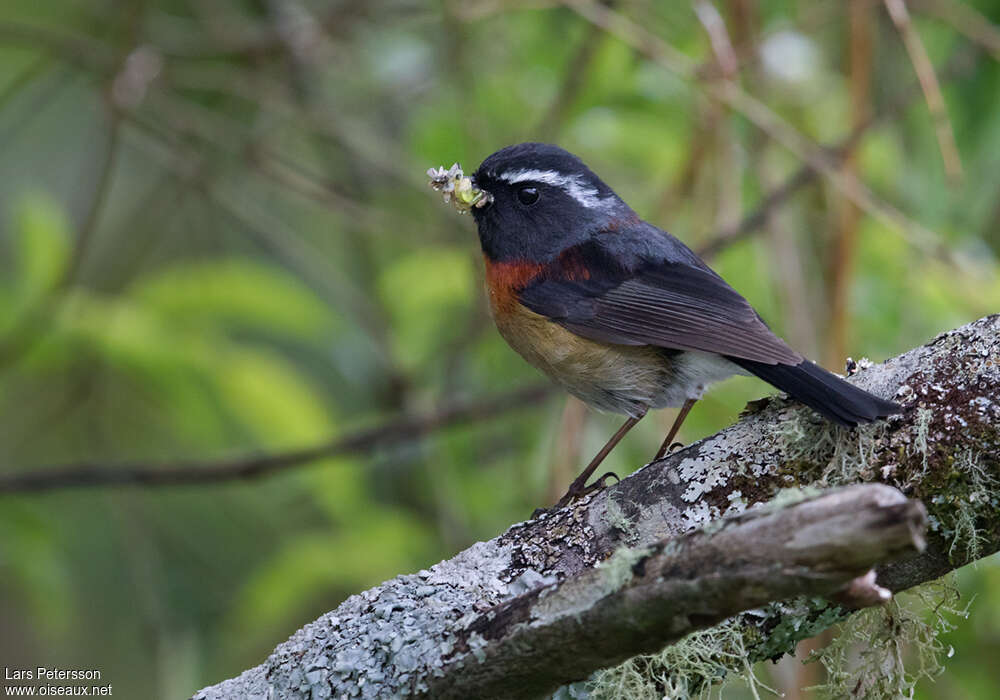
912,0,1000,65
696,149,847,259
0,114,121,371
0,385,552,494
565,0,961,268
535,17,607,139
693,1,738,79
692,1,742,234
122,109,400,370
152,0,370,60
695,48,975,259
0,21,114,69
884,0,964,181
64,113,121,284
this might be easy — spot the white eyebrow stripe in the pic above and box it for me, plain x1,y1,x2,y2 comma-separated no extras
497,168,611,210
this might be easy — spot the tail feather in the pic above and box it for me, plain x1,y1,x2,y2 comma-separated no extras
730,357,902,427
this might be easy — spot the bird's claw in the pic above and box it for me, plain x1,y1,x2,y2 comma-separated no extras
586,471,620,492
550,471,620,511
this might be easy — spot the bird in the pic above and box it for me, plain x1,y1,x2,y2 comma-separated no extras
446,143,902,508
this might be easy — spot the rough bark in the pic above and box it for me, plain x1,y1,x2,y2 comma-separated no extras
193,315,1000,700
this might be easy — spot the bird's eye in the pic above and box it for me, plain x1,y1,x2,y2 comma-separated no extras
516,186,540,206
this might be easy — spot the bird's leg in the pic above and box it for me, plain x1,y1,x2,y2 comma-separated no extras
554,410,645,509
653,398,697,461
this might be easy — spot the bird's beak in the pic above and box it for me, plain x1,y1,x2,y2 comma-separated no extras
427,164,493,213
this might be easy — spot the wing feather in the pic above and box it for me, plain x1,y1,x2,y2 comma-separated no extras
518,245,801,365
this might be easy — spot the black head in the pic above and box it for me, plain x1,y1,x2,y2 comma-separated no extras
471,143,631,262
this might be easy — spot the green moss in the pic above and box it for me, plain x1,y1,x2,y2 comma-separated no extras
747,598,845,662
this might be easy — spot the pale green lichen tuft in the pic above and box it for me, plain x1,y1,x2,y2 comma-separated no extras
911,407,934,474
597,544,654,592
586,597,839,699
588,617,778,700
806,577,969,699
778,415,885,486
583,580,967,700
938,447,997,563
776,404,998,564
603,498,635,538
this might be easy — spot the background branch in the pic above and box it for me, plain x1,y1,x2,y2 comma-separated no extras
0,385,552,493
884,0,964,181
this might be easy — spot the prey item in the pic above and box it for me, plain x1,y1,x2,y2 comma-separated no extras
430,143,902,508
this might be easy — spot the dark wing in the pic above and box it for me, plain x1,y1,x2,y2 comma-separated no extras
518,242,802,365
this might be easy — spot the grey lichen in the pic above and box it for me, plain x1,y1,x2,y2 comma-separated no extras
194,540,521,699
531,544,654,624
912,406,934,474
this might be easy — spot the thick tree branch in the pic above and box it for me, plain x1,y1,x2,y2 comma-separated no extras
427,484,925,699
192,315,1000,699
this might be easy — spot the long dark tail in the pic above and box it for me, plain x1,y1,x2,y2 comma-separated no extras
730,357,903,427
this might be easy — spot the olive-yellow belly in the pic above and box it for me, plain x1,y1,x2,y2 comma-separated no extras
490,301,668,416
490,300,742,417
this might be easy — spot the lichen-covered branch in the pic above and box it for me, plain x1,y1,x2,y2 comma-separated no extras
425,484,925,699
192,315,1000,700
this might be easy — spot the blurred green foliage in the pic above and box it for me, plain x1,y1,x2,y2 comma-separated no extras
0,0,999,697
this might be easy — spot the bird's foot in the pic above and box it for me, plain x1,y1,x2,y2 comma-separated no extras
549,471,619,511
